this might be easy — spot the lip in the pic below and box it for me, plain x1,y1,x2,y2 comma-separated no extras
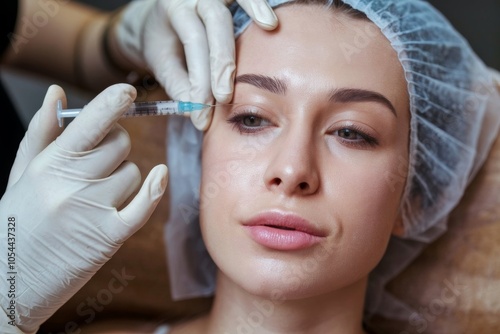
243,211,326,251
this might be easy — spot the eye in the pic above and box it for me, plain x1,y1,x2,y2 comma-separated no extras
226,109,273,134
242,115,264,127
337,128,361,140
333,125,378,149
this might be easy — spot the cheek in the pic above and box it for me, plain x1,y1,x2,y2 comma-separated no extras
200,130,270,264
200,130,265,222
324,153,406,270
334,157,404,222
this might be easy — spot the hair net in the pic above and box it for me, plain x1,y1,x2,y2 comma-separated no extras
163,0,500,324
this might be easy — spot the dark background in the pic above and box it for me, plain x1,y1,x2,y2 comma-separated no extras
428,0,499,70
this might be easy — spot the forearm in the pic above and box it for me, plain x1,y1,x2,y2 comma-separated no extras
1,0,144,92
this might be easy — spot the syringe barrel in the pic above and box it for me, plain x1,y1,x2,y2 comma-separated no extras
56,100,210,127
125,101,210,116
125,101,180,116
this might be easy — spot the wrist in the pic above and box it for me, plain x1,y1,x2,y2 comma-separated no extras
103,7,144,76
73,11,147,91
113,0,157,74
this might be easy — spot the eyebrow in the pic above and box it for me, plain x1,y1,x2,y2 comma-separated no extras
235,74,397,117
235,74,287,95
329,88,397,117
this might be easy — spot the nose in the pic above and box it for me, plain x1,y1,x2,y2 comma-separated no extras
263,131,320,196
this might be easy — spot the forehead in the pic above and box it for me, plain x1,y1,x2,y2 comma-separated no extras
235,4,407,109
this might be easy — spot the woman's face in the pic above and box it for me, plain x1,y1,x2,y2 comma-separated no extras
200,4,410,300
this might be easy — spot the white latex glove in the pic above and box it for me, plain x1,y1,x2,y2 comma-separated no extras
115,0,278,131
0,84,168,334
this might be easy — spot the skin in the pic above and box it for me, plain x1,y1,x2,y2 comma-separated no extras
191,4,410,334
1,0,134,92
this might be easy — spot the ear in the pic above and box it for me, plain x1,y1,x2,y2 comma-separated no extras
391,215,405,237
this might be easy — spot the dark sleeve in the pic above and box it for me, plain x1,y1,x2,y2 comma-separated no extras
1,1,19,56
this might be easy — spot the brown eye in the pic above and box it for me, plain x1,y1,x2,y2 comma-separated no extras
333,126,379,149
243,115,262,127
338,128,362,140
227,111,272,134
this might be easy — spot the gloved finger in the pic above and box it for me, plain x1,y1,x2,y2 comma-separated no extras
150,44,192,102
56,84,136,153
169,1,211,103
191,0,235,131
7,85,66,189
145,25,192,101
190,105,214,131
108,164,168,243
144,1,191,102
55,124,132,180
235,0,279,30
84,161,142,208
197,0,236,103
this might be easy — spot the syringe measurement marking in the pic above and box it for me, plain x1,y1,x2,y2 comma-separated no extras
127,107,161,117
125,106,180,117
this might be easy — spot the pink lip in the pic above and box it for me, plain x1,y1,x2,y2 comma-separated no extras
243,211,325,251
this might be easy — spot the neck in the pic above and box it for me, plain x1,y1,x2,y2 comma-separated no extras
204,270,367,334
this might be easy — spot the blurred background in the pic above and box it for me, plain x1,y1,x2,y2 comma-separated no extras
1,0,499,128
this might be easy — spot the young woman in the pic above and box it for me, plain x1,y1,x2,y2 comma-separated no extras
162,0,500,333
197,2,408,331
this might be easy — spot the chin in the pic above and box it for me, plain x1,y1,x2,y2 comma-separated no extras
218,254,363,302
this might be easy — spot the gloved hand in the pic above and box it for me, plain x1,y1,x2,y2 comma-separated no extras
114,0,278,131
0,84,168,334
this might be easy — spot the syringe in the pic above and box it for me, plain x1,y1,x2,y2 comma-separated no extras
56,99,212,127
